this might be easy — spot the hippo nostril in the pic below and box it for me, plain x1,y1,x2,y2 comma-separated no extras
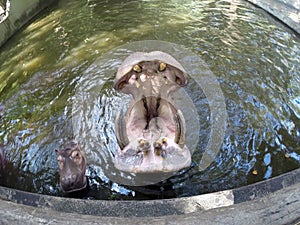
158,62,167,72
62,177,68,183
133,64,142,73
62,175,77,186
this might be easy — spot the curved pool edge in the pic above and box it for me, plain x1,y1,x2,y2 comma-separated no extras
0,0,57,47
246,0,300,35
1,185,300,225
1,168,300,224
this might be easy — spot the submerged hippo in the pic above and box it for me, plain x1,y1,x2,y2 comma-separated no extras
55,141,87,192
114,51,191,173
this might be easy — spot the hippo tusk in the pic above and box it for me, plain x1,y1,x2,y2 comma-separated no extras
174,109,186,148
115,110,129,149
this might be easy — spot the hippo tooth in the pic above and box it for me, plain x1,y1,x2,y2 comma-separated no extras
174,109,186,147
115,111,129,149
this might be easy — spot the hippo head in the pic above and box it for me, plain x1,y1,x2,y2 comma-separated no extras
55,141,87,192
113,51,191,173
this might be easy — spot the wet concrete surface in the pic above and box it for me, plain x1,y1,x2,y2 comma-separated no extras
0,0,57,47
247,0,300,34
0,178,300,224
1,168,300,224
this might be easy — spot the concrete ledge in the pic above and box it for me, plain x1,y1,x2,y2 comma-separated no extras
0,0,56,47
247,0,300,34
1,168,300,224
1,182,300,224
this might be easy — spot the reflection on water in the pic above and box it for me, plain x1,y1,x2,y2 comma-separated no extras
0,0,299,199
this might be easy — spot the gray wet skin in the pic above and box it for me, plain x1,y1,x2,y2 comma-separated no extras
55,141,87,192
114,51,191,173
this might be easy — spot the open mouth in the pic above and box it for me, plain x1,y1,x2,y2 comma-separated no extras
114,96,191,173
113,51,192,174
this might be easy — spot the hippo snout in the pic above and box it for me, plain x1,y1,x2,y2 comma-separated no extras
60,173,87,192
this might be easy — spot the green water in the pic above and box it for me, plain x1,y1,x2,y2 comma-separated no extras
0,0,299,199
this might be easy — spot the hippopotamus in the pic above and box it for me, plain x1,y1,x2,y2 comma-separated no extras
55,141,87,192
113,51,191,173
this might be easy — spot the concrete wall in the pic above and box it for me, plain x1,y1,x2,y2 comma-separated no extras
0,0,56,47
247,0,300,34
1,168,300,224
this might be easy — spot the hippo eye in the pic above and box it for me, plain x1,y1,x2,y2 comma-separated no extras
158,62,167,72
71,150,80,159
57,156,64,168
71,150,83,165
133,64,142,73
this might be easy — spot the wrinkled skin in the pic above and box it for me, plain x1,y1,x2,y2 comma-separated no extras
114,51,191,173
55,141,87,192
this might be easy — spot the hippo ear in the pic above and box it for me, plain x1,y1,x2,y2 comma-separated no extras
55,149,61,155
